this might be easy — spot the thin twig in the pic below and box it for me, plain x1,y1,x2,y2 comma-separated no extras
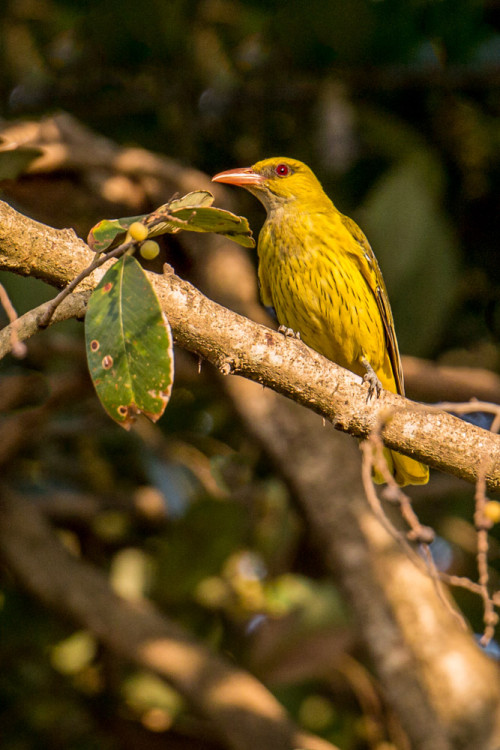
360,442,433,572
362,427,467,630
474,459,499,645
419,544,467,630
362,413,500,638
0,283,27,358
38,198,194,328
38,239,135,327
490,411,500,435
439,400,500,426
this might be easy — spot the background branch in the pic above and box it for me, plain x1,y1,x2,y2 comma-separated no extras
221,374,500,749
0,488,335,750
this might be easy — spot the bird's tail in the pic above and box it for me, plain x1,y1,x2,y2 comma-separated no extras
373,448,429,487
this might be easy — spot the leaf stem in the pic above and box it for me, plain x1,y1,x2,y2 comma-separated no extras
38,240,135,327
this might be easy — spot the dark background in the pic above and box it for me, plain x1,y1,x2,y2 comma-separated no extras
1,1,500,748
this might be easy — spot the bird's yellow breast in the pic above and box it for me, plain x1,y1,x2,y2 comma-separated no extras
258,208,395,388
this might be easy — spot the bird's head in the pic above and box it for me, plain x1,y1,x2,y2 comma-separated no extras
212,157,331,213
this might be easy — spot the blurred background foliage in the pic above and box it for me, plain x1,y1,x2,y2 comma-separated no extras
1,0,500,748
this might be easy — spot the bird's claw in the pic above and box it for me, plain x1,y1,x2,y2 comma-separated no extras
278,325,301,340
361,356,382,401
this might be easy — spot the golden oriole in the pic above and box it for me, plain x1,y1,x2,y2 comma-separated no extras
213,157,429,486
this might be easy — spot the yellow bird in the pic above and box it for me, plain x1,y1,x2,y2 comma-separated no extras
212,157,429,486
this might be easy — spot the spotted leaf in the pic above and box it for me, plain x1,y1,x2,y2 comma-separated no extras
85,255,174,429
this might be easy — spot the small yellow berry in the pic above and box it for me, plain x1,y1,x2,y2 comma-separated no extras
139,240,160,260
128,222,149,241
484,501,500,524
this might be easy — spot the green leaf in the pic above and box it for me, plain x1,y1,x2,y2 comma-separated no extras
165,205,255,247
142,190,215,237
87,216,144,253
85,255,174,429
86,191,215,252
86,189,255,253
169,190,215,210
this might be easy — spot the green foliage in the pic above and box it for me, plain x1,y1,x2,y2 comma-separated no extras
85,255,174,429
85,192,254,428
87,191,255,254
87,216,144,254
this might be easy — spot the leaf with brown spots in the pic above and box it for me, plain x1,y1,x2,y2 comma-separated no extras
84,256,174,428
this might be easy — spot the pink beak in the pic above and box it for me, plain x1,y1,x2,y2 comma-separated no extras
212,166,264,186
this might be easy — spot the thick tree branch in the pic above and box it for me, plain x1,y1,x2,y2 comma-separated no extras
1,198,500,489
3,113,498,405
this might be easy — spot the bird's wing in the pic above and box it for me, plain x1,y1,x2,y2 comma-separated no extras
258,267,274,309
341,214,405,395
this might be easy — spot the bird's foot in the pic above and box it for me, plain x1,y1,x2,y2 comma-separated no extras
278,325,301,340
361,356,383,401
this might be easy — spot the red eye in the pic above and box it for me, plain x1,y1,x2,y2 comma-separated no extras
275,163,290,177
